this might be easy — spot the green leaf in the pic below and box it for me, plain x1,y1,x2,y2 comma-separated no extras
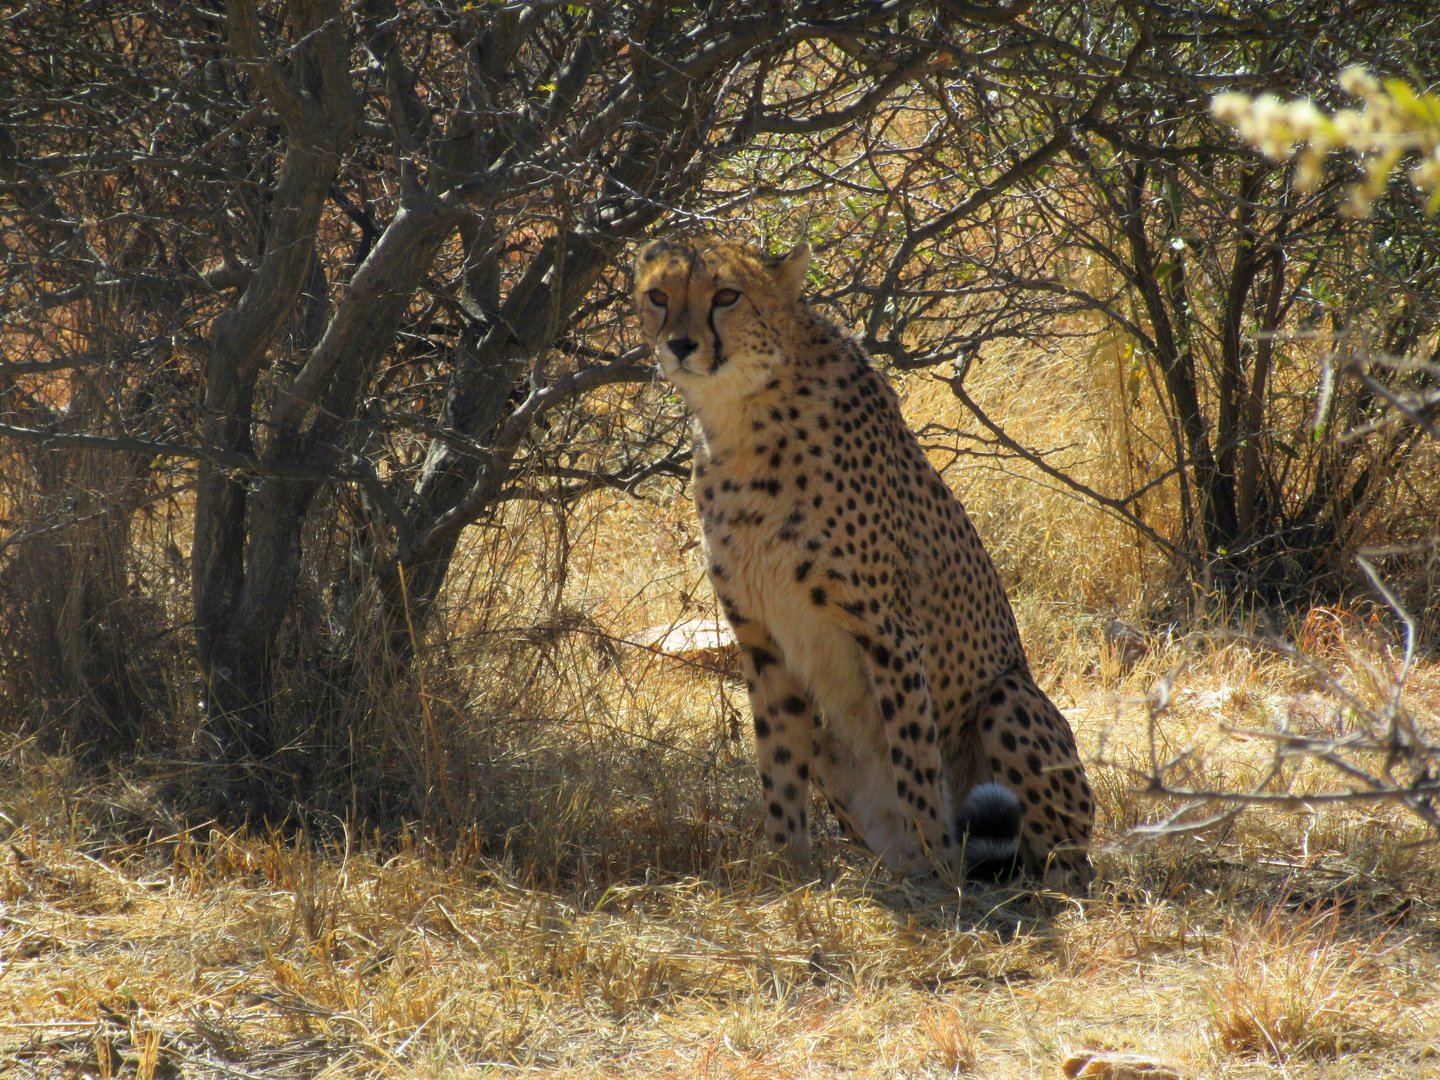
1383,78,1424,121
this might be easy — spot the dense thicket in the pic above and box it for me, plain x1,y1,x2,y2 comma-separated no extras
2,1,1436,814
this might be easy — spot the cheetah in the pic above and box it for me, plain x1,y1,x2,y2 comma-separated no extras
634,237,1094,888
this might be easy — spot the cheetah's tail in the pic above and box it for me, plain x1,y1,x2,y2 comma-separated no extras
956,782,1022,880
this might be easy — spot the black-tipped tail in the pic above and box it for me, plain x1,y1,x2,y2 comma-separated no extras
956,782,1022,880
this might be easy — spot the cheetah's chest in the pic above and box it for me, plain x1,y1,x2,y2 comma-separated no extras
695,458,817,627
695,443,885,737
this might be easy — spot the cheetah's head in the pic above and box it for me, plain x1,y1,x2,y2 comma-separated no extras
634,238,811,393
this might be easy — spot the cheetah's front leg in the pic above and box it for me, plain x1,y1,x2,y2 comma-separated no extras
731,622,820,868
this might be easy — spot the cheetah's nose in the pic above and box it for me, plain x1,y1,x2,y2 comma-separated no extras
667,337,697,361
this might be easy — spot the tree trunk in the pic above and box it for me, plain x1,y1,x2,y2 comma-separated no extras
192,0,359,766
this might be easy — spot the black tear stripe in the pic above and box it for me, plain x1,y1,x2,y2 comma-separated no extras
707,304,729,371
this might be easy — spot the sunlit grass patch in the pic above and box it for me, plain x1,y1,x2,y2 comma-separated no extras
1206,904,1406,1062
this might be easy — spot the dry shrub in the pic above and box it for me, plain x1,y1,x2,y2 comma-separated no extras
0,436,194,759
1206,904,1403,1061
355,483,760,884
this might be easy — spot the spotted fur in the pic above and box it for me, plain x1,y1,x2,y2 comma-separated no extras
634,237,1093,888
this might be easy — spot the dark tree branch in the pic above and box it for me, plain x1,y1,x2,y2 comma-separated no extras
941,372,1197,565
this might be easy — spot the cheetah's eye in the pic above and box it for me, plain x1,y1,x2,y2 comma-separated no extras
713,288,741,307
647,289,668,307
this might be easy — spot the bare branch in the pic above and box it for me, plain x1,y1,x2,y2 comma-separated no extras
941,372,1196,564
396,351,657,566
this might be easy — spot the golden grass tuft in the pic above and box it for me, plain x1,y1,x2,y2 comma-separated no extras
919,999,981,1073
1206,905,1406,1062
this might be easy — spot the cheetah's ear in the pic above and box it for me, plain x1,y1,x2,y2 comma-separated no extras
775,242,811,301
635,239,674,271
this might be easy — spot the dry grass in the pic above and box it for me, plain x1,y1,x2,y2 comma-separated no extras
4,533,1437,1079
3,744,1436,1080
4,339,1440,1079
1206,905,1406,1062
